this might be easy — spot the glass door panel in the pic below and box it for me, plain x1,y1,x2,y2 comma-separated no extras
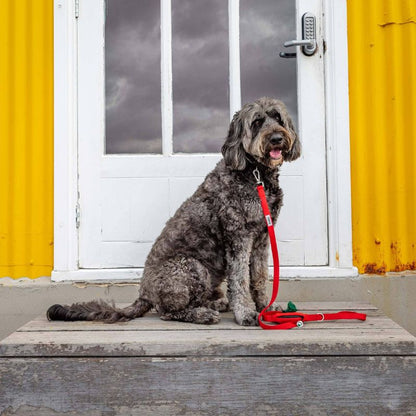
171,0,229,153
105,0,162,154
240,0,297,126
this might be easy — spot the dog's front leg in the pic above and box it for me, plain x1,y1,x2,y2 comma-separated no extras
225,235,259,326
249,233,282,313
250,233,270,312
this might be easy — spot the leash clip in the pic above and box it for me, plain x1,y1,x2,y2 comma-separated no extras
253,168,264,187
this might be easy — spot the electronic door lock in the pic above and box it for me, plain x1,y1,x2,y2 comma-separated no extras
279,12,317,58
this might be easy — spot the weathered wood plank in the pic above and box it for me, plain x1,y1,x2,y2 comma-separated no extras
15,301,379,332
0,356,415,415
16,310,400,332
1,327,415,357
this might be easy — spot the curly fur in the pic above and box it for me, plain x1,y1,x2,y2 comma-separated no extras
47,97,301,326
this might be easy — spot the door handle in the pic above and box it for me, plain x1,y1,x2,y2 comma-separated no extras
279,12,317,58
279,52,297,59
284,39,315,48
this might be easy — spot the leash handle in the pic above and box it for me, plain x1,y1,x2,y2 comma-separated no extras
255,182,283,329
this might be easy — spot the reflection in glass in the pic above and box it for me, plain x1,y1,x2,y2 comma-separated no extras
105,0,162,154
172,0,229,153
240,0,298,127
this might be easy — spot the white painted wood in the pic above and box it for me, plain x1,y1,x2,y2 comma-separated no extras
53,0,79,272
51,265,358,282
161,0,173,156
101,178,170,242
75,0,328,270
228,0,241,118
101,154,222,178
53,0,358,280
323,0,356,271
77,0,105,268
297,0,328,265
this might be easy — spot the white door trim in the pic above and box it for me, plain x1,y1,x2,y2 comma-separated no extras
161,0,173,155
53,0,79,273
52,0,357,281
323,0,356,273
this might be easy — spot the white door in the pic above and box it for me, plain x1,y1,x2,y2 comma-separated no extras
77,0,327,274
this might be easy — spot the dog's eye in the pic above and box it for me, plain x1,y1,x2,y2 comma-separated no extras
275,114,283,125
267,110,283,126
252,118,264,128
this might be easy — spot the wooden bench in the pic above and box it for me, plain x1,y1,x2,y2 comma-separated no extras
1,302,415,415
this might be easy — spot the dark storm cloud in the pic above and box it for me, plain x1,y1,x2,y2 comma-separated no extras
172,0,229,152
105,0,297,154
240,0,298,125
105,0,161,154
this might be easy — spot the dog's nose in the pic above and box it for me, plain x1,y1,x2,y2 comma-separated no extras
270,134,283,145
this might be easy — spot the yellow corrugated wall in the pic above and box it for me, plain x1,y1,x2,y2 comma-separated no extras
347,0,416,273
0,0,53,279
0,1,414,278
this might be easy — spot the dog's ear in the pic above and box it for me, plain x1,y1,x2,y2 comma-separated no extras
221,111,247,170
284,115,301,162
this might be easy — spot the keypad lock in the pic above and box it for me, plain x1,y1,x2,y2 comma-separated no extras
301,13,317,56
279,13,317,58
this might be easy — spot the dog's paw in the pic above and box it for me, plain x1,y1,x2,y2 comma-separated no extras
267,303,283,312
208,297,230,312
256,302,283,313
194,308,221,325
234,306,259,326
159,307,221,325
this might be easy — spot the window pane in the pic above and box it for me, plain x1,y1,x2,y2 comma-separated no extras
105,0,162,154
172,0,229,153
240,0,298,126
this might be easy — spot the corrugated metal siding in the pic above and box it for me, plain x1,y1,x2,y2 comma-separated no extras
347,0,416,273
0,0,414,278
0,0,53,278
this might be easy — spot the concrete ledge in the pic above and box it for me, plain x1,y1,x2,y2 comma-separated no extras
1,275,415,340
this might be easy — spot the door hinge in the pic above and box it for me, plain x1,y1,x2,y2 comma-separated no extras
75,0,80,18
75,204,81,228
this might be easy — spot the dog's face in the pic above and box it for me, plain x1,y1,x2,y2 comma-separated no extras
222,97,301,170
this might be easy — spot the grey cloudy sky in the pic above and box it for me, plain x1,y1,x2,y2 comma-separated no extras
105,0,297,154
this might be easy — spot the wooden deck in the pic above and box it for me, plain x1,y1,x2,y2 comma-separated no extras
1,302,415,415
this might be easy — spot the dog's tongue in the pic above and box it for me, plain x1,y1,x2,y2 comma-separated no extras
270,149,282,159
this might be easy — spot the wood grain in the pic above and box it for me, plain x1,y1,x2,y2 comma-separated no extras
16,310,398,332
1,302,415,415
0,356,415,415
1,326,415,358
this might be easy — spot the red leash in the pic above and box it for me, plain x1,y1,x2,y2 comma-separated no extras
253,168,367,329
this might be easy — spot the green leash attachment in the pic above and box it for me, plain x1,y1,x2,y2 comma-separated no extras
283,301,297,313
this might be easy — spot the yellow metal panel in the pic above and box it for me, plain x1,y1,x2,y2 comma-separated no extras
0,0,53,278
347,0,416,273
0,0,414,278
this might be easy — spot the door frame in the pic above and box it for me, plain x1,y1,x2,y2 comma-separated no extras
53,0,358,281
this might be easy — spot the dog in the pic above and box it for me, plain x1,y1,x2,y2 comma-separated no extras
47,97,301,326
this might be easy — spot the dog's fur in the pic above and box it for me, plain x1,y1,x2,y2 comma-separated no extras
47,97,301,326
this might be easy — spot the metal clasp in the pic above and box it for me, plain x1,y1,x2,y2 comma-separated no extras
253,168,263,186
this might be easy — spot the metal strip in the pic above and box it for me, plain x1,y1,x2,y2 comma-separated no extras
228,0,241,119
161,0,173,156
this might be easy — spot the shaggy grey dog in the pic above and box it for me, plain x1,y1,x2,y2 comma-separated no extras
47,97,301,326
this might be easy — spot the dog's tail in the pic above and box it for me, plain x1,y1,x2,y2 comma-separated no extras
46,298,152,323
